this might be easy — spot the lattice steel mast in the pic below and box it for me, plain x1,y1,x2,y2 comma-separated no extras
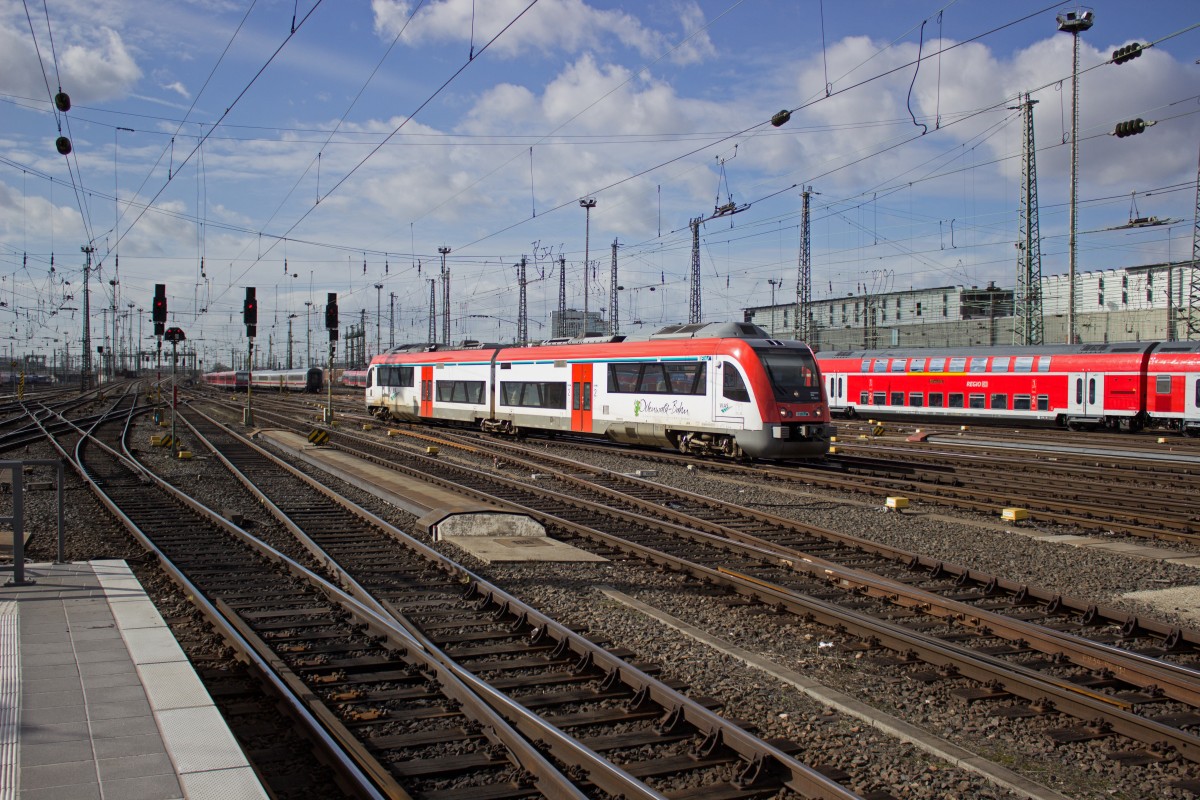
438,247,450,345
557,255,566,336
1188,141,1200,340
427,279,436,345
517,257,528,344
688,217,702,323
794,187,812,342
610,239,619,335
1014,93,1044,345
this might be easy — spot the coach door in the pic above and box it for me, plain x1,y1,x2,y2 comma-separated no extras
571,363,593,433
1068,371,1103,417
419,365,434,417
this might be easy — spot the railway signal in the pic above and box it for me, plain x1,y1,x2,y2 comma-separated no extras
324,292,338,423
325,292,338,339
243,287,258,338
152,284,167,338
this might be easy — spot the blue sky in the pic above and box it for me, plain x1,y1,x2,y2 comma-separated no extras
2,0,1198,367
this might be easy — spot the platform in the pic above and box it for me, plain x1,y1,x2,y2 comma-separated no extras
0,560,267,800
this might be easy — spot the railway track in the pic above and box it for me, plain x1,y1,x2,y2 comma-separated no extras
35,391,871,799
209,396,1200,778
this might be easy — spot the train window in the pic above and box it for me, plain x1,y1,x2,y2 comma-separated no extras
909,358,926,372
1075,378,1083,404
908,393,924,407
890,392,904,405
1156,375,1172,394
890,360,906,373
872,392,886,405
637,364,670,393
501,381,566,410
948,357,967,372
379,365,414,387
366,369,375,389
992,357,1010,373
928,358,945,372
1014,356,1034,372
1014,395,1031,410
860,358,871,372
968,394,986,409
928,393,944,407
1088,379,1096,405
859,391,869,404
573,383,580,410
1037,357,1050,373
608,363,640,393
949,393,964,407
436,381,485,404
1195,379,1200,405
969,357,988,373
723,367,751,403
665,362,707,395
1038,395,1049,410
872,359,888,373
990,394,1008,409
582,382,591,411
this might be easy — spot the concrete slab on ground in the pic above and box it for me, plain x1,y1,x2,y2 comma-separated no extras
444,535,607,564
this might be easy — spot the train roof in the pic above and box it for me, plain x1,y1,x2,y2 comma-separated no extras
815,341,1161,359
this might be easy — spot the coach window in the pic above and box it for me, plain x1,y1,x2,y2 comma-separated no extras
948,357,967,372
1014,395,1032,410
1014,356,1034,372
910,357,926,372
1156,375,1172,394
969,357,988,373
890,392,904,405
638,364,670,393
1037,357,1050,373
572,383,580,410
890,359,906,373
1075,378,1083,404
665,362,707,394
990,394,1008,409
928,358,945,372
969,393,986,409
872,392,886,405
949,393,964,408
1195,378,1200,405
1038,395,1049,410
1088,378,1096,405
723,365,751,403
582,382,592,410
873,359,888,373
992,357,1009,373
909,393,924,407
860,358,871,372
859,391,869,405
366,368,375,389
928,393,944,407
608,363,640,393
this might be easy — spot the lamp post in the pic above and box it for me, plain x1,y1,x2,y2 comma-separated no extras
304,300,313,367
374,283,383,357
768,278,781,335
438,247,450,345
1057,7,1094,344
580,198,596,334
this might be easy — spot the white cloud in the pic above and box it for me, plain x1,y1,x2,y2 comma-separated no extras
161,80,190,99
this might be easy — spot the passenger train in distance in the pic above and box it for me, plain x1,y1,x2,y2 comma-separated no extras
202,367,324,393
361,322,835,459
815,341,1200,435
340,368,369,388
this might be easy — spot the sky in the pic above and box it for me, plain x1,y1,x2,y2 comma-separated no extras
1,0,1198,369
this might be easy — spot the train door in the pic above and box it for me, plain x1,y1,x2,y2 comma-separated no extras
419,365,434,417
570,363,593,432
1067,371,1103,418
825,372,842,410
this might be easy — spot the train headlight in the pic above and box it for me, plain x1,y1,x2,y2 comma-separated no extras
780,408,790,418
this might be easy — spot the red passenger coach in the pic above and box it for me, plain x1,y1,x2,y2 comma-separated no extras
202,370,249,390
360,322,835,459
816,341,1200,434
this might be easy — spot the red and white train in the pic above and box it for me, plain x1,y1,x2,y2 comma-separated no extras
202,367,324,393
340,368,369,388
815,341,1200,435
361,322,835,459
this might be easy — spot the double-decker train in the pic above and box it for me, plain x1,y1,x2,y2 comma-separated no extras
815,341,1200,435
202,367,324,393
340,368,369,388
359,322,835,459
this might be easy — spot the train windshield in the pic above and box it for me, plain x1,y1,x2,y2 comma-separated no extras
755,349,822,402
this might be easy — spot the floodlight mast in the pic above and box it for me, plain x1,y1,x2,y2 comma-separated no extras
1056,7,1094,343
